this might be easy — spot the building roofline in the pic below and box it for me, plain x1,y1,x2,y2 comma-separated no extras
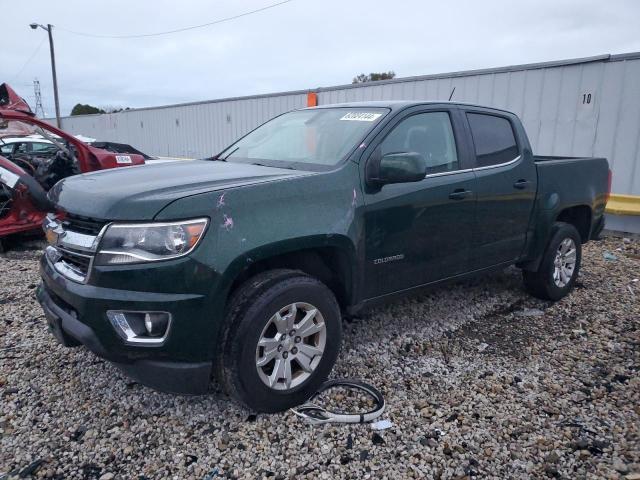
57,51,640,120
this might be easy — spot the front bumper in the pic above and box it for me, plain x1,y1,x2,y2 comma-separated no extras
37,255,214,394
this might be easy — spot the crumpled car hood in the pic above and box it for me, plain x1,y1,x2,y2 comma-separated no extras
49,160,311,220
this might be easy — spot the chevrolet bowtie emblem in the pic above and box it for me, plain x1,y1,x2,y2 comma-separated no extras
43,215,65,246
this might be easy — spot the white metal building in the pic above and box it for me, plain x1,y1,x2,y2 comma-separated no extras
55,52,640,232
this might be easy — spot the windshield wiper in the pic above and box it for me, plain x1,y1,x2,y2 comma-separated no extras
252,162,295,170
219,147,239,161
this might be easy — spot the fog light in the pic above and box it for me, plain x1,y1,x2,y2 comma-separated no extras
107,311,171,345
144,312,170,337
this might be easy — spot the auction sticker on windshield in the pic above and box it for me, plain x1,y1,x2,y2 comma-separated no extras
340,112,383,122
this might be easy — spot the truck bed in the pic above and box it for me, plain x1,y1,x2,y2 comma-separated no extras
533,154,609,236
534,155,609,205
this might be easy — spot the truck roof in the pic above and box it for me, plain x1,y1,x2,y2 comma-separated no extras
308,100,516,115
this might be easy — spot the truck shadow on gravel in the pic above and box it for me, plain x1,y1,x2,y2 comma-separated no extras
339,266,539,353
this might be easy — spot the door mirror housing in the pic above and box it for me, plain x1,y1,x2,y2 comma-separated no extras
367,151,427,186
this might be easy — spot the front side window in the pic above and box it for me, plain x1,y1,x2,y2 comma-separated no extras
219,108,389,170
380,111,459,175
467,113,519,167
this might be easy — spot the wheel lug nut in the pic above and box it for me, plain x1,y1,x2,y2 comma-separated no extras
295,336,301,343
289,330,295,337
277,345,283,352
291,347,298,354
282,351,288,359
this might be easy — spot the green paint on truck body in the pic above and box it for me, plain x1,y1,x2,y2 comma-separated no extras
39,102,609,393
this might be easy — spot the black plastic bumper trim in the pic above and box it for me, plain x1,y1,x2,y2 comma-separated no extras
36,283,213,395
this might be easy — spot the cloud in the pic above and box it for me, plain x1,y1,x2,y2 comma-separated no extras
3,0,639,115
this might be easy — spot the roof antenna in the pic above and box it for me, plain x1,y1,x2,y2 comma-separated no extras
448,87,456,101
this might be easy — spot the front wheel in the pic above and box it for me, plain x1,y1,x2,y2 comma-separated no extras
217,269,342,412
523,222,582,301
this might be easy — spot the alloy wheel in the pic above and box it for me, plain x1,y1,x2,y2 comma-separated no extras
255,302,327,391
553,237,577,288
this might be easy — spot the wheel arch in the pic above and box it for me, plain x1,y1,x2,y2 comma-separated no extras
519,204,592,272
219,235,358,312
555,205,592,243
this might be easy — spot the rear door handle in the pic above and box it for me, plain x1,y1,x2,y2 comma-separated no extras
513,179,532,190
449,189,473,200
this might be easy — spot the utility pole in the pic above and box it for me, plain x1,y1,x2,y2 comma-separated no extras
33,79,45,117
30,23,61,127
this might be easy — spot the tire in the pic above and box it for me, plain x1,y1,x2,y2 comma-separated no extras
217,269,342,412
523,222,582,301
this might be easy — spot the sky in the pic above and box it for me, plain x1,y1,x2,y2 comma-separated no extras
2,0,640,116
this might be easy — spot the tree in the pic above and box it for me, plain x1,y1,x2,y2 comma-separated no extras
70,104,105,116
101,105,131,113
352,71,396,84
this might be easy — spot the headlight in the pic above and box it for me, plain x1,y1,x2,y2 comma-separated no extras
95,218,208,265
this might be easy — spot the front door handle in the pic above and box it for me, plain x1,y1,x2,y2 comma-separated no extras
449,189,473,200
513,179,532,190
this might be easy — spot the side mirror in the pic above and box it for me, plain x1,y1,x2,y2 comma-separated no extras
367,151,427,186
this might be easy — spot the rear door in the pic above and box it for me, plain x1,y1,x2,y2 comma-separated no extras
463,109,537,269
361,106,477,299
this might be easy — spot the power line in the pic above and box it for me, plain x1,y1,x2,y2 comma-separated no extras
9,37,47,83
56,0,294,39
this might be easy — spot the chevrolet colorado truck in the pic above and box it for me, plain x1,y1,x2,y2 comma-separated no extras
36,102,610,412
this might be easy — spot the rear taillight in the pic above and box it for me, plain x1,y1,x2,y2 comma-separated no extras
605,169,612,204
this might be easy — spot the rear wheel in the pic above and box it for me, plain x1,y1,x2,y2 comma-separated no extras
218,269,342,412
523,222,582,301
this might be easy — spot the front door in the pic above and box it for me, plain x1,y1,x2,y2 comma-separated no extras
361,108,477,299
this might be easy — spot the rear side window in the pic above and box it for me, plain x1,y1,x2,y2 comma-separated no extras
467,113,519,167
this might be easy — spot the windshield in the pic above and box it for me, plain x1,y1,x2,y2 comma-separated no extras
218,107,388,170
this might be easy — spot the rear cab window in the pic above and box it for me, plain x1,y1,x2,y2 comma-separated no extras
466,113,519,167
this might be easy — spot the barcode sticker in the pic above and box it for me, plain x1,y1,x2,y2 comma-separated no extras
340,112,383,122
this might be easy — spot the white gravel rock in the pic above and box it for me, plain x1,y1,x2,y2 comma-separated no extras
0,237,639,479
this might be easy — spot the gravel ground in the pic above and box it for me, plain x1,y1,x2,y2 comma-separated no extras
1,236,638,479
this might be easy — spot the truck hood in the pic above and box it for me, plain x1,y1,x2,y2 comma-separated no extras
49,160,311,220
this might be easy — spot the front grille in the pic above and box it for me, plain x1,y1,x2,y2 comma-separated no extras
59,248,92,278
63,214,106,236
45,213,104,283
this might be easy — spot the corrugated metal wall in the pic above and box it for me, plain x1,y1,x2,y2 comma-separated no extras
316,54,640,199
59,53,640,200
60,92,309,159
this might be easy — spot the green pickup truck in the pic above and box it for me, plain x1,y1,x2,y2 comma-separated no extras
37,102,610,411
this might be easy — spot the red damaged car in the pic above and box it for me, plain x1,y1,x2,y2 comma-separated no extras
0,83,145,249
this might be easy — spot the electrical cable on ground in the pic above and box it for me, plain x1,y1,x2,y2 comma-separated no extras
290,379,386,425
